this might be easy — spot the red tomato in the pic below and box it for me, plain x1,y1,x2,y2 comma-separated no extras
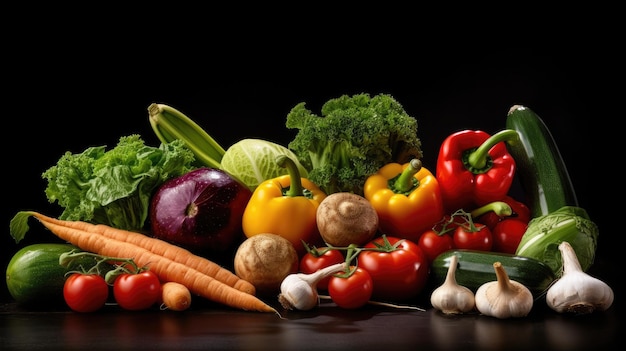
358,236,429,301
418,230,454,263
299,247,345,290
453,223,493,251
328,266,373,309
113,270,162,311
63,273,109,313
492,219,528,254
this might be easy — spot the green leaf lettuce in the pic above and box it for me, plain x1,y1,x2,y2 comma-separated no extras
42,134,196,232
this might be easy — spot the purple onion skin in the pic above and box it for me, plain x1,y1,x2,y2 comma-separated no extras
150,168,252,255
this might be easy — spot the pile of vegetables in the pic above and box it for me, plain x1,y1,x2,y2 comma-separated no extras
6,94,612,320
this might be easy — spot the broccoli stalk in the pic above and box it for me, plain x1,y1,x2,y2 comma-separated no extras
286,93,422,196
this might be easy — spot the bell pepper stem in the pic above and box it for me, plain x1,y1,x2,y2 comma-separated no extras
468,129,519,169
392,159,422,193
276,155,305,197
470,201,513,218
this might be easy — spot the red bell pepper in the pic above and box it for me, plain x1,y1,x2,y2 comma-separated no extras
473,195,531,230
435,129,518,212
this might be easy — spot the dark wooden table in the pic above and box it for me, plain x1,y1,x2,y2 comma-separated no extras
1,294,621,351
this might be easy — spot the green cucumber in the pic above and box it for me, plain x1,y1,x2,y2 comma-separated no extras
431,249,556,297
505,105,578,218
5,243,99,306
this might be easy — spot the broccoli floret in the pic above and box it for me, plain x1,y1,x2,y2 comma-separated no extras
286,93,422,195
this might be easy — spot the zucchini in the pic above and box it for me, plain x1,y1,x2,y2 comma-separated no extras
5,243,99,306
505,105,578,218
431,249,556,297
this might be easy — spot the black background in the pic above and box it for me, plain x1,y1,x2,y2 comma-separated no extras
2,9,619,305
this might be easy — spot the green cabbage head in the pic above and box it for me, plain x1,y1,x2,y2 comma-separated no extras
515,206,599,276
220,138,309,191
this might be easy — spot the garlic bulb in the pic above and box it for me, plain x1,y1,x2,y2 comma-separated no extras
475,261,533,318
430,254,475,314
278,262,346,311
546,241,614,314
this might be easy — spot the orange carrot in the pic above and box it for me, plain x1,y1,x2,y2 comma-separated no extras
161,282,192,311
18,211,277,314
28,211,255,295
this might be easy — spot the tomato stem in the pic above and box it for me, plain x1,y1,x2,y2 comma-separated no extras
59,250,148,284
301,241,334,257
320,235,406,276
448,208,486,233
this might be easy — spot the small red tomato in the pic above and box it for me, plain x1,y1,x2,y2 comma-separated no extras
453,223,493,251
113,270,162,311
328,267,373,309
299,247,345,290
492,219,528,254
418,230,454,263
63,273,109,313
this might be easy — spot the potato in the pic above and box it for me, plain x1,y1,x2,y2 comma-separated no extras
233,233,299,296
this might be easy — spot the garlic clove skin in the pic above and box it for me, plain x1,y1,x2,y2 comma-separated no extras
278,262,346,311
546,273,614,314
546,241,614,314
278,274,320,311
430,254,475,314
475,261,534,319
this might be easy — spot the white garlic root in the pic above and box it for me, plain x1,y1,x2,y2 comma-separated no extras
475,261,533,319
278,262,346,311
430,254,475,314
546,241,614,314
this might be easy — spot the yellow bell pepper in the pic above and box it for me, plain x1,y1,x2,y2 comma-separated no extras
364,159,444,243
242,155,327,256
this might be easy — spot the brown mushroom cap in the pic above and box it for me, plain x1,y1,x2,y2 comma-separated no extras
316,192,379,247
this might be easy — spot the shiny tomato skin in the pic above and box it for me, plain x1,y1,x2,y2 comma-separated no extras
113,270,161,311
299,247,345,290
476,214,498,231
328,267,373,309
63,274,109,313
453,224,493,251
492,219,528,254
358,236,429,301
418,230,454,264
